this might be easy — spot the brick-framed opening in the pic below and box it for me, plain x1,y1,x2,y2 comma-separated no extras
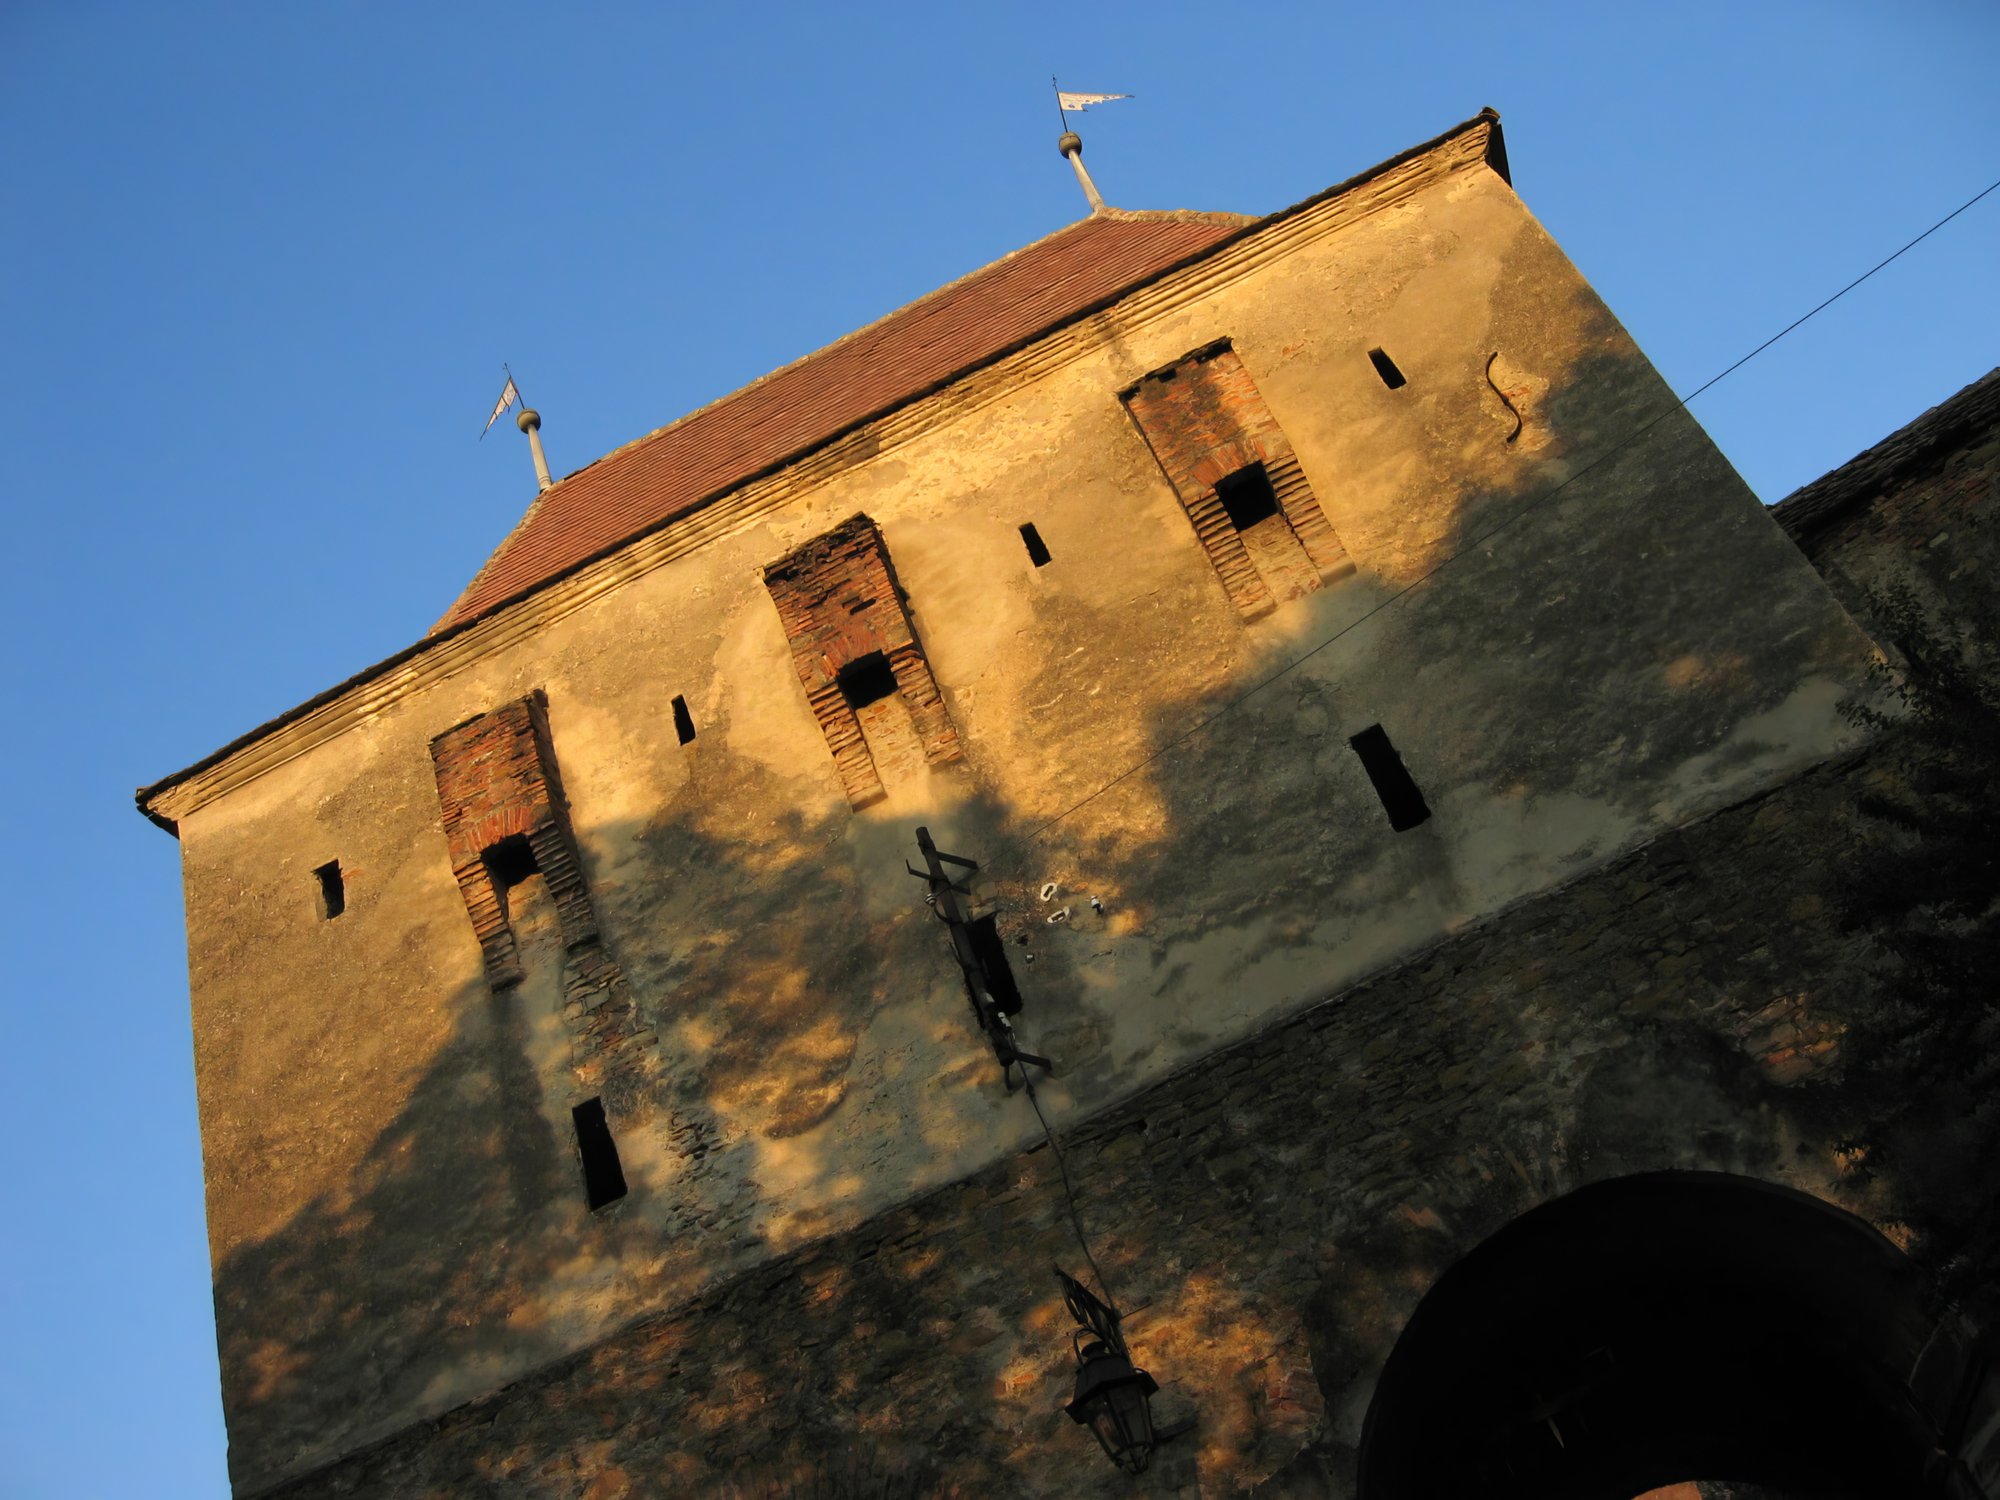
1121,339,1355,619
764,514,961,808
430,692,601,990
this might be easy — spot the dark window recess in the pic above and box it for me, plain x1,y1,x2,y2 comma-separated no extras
1215,463,1281,531
314,860,345,920
838,651,899,710
966,914,1024,1015
1369,348,1408,390
1350,724,1431,831
1019,522,1052,568
483,832,540,890
671,694,697,745
481,833,540,926
572,1098,628,1210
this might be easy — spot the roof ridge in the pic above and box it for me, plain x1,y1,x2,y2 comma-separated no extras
1096,206,1259,226
141,113,1516,818
432,111,1503,632
1772,365,2000,545
437,214,1196,626
431,479,563,634
599,214,1255,461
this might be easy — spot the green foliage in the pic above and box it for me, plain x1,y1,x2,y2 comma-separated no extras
1828,585,2000,1285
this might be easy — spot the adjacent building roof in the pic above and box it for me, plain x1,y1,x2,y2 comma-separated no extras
1772,365,2000,554
436,209,1251,630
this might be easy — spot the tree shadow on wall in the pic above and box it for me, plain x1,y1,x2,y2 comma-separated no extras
210,335,1919,1499
213,785,1130,1498
1814,585,2000,1291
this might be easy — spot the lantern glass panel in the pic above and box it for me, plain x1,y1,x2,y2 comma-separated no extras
1068,1343,1160,1473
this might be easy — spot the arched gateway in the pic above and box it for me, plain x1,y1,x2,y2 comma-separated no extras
1357,1173,1992,1499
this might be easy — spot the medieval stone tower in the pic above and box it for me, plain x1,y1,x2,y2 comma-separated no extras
138,110,2000,1498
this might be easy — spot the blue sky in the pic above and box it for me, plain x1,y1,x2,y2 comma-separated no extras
2,2,1994,1494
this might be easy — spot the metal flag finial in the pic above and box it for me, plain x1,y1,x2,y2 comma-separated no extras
1050,80,1128,213
483,365,553,491
480,365,521,440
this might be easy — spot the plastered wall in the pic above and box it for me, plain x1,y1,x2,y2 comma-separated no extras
242,743,1939,1500
163,151,1879,1492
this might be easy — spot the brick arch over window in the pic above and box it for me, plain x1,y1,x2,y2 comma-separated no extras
430,691,600,990
1121,339,1354,620
1357,1172,1993,1499
763,513,960,808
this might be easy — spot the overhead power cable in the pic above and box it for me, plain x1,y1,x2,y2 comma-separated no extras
1012,172,2000,851
1020,1065,1120,1310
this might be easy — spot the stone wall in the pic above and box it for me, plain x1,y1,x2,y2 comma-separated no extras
149,133,1894,1492
1775,366,2000,663
252,740,1913,1499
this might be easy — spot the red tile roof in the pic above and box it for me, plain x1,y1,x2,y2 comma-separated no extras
437,210,1250,629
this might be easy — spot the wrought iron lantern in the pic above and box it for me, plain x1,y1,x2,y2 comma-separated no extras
1066,1334,1161,1472
1057,1268,1160,1473
905,828,1172,1475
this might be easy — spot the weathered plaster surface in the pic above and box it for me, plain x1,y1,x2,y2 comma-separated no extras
163,148,1879,1492
244,744,1930,1499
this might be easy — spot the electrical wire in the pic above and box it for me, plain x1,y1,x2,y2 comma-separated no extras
1011,172,2000,852
1000,172,1998,1318
1019,1060,1121,1313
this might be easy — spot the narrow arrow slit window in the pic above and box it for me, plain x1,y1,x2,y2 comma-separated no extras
1020,522,1052,567
1369,348,1407,390
1350,723,1431,831
314,860,345,920
572,1098,627,1210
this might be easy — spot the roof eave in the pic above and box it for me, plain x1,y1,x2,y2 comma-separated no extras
1772,365,2000,550
133,108,1511,830
433,110,1507,637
